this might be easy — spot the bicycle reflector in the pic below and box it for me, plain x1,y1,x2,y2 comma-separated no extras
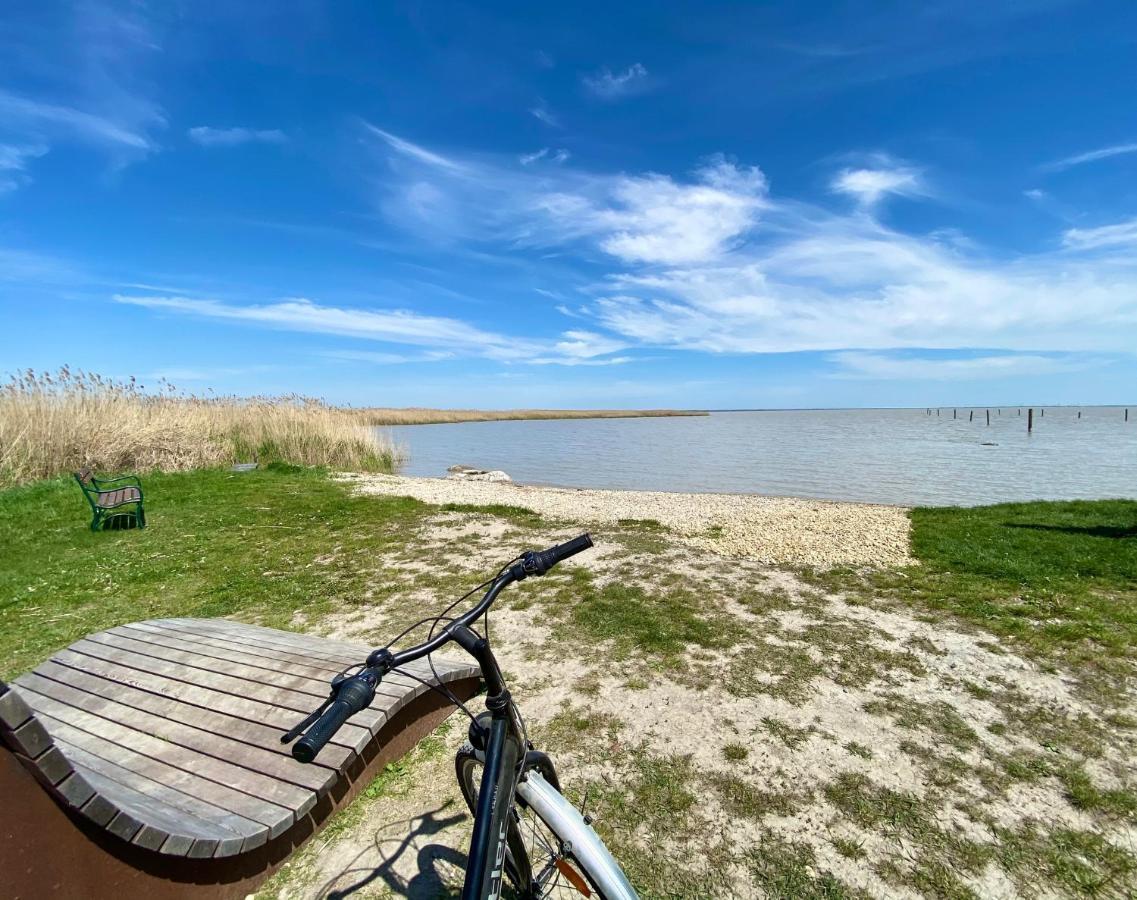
555,858,593,896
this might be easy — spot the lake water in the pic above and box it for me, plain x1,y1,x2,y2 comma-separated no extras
385,408,1137,507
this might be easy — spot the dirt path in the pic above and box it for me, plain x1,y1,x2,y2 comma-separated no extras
260,509,1136,900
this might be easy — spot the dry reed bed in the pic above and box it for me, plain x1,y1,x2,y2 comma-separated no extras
0,369,399,487
359,407,707,425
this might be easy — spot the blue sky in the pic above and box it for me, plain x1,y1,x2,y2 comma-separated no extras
2,1,1136,408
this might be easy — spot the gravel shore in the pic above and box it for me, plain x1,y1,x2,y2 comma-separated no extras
343,474,912,567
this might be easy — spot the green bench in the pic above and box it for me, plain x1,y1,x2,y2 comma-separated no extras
74,469,146,531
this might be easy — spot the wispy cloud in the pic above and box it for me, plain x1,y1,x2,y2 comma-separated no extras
1043,141,1137,172
0,3,165,177
187,126,288,147
323,349,456,365
829,351,1096,381
582,63,650,100
115,294,632,367
520,147,570,166
0,90,157,151
359,128,1137,358
0,143,48,192
831,159,924,206
362,123,467,171
529,103,560,127
1062,217,1137,251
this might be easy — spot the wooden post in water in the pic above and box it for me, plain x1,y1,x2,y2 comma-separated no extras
1078,410,1081,419
987,410,990,426
1041,408,1044,417
953,408,957,419
1028,408,1034,432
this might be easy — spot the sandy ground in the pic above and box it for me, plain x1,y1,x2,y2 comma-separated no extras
340,473,912,568
260,507,1136,900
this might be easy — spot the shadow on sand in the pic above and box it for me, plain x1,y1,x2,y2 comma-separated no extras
318,800,471,899
1005,522,1137,540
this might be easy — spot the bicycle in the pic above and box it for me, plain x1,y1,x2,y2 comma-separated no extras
283,533,639,900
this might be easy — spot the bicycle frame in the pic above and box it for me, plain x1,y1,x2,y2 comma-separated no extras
449,620,529,900
286,537,638,899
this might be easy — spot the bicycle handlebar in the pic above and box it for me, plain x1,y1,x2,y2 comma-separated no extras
285,534,593,763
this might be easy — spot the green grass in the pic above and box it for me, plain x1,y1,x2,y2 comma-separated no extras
0,465,432,679
802,499,1137,675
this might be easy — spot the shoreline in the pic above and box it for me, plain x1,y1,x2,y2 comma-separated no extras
342,473,913,568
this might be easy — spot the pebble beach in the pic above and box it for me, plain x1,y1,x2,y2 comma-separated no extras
343,473,912,567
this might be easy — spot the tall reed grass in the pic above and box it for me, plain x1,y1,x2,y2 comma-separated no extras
0,369,399,487
359,407,706,425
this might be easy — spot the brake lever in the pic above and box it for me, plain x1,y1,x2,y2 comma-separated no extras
280,670,351,745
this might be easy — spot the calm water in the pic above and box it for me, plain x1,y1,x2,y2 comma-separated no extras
385,408,1137,507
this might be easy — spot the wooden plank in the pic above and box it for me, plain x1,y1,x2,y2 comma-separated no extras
28,744,73,784
18,673,335,794
154,618,376,670
54,642,387,732
31,662,352,771
38,713,293,838
17,690,312,822
75,764,250,858
58,736,267,851
106,809,144,843
0,684,33,730
146,619,479,706
119,622,347,681
78,791,119,827
151,618,477,698
40,654,371,753
4,716,53,757
83,632,334,700
174,618,377,659
94,626,428,710
55,770,96,807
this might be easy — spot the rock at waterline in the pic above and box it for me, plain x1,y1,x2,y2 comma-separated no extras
447,465,512,483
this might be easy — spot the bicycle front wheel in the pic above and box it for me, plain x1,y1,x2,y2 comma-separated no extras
456,744,616,899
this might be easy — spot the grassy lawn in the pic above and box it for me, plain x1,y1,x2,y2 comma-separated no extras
803,499,1137,682
2,469,1135,899
0,465,428,679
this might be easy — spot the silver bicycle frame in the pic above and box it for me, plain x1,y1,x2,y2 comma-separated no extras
516,772,639,900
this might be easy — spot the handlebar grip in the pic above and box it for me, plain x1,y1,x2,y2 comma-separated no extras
525,533,594,576
292,699,353,763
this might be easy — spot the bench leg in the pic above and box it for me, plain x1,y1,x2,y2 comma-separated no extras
136,504,146,528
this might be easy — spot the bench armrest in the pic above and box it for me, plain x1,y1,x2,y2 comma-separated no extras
91,474,143,491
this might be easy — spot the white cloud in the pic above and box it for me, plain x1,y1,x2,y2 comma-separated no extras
589,159,768,264
1062,218,1137,251
0,143,48,192
552,149,571,164
520,148,549,165
115,294,632,367
187,126,288,147
360,128,1137,358
1023,188,1046,201
582,63,649,100
831,163,924,206
0,90,157,151
362,123,466,171
530,104,560,127
323,349,456,365
828,351,1095,381
1043,141,1137,172
0,5,165,172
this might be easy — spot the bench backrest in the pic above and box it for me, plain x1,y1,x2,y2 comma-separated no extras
73,470,100,511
